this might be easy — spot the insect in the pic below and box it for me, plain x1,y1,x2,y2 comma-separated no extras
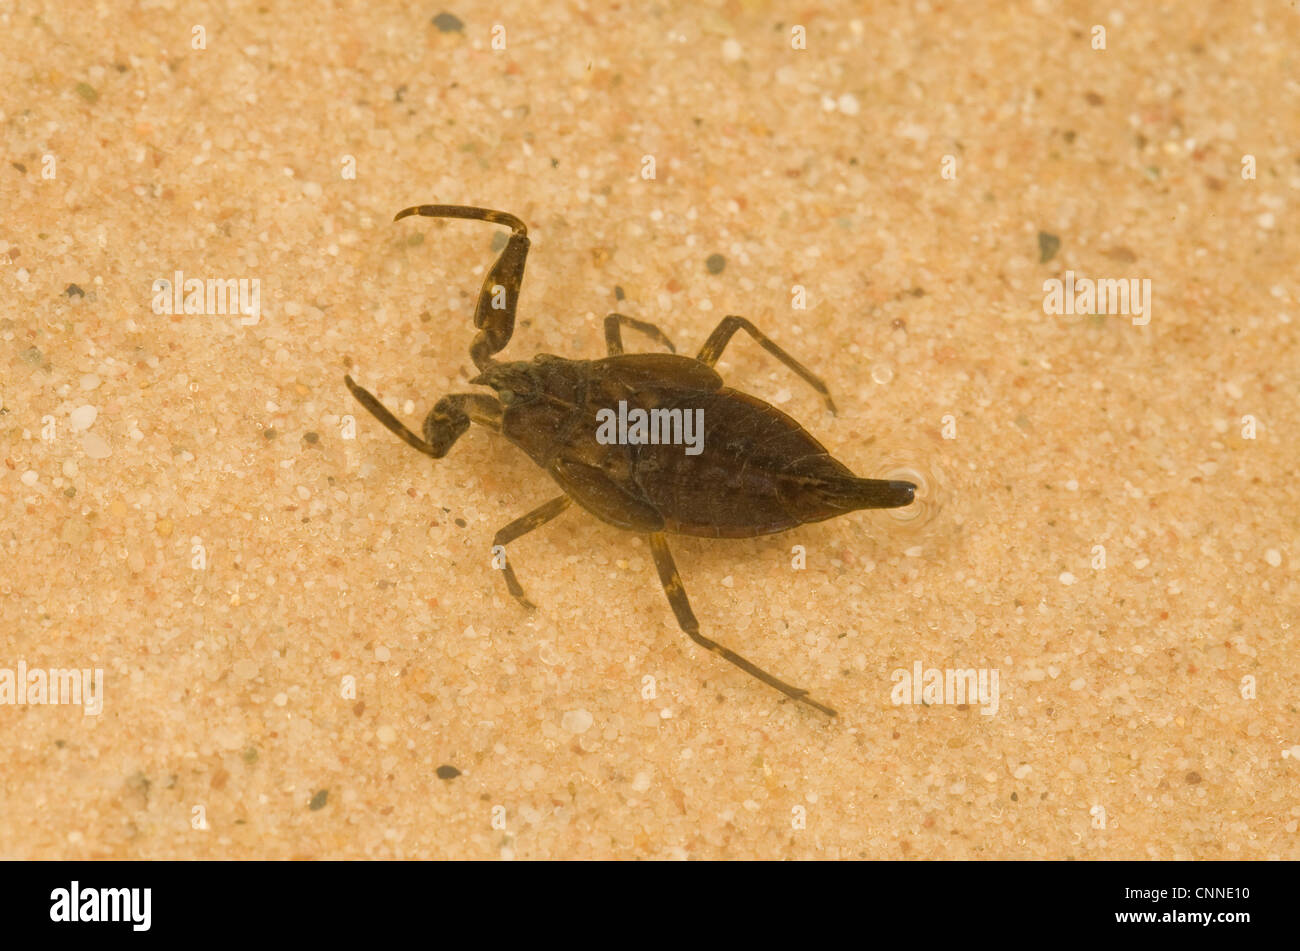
345,205,916,716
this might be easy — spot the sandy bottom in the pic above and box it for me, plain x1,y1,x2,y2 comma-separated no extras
1,1,1296,858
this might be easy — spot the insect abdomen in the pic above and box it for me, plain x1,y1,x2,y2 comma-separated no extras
628,388,879,537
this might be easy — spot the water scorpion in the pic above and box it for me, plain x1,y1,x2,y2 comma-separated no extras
346,205,916,716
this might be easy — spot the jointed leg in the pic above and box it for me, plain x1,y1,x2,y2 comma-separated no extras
345,375,501,458
604,312,677,356
394,205,531,370
696,314,837,414
646,532,837,716
491,495,572,609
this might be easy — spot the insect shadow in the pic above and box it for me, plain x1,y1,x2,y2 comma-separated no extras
346,205,916,716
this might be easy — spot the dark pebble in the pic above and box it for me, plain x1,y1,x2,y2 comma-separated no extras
705,253,726,275
432,12,464,32
309,789,329,810
436,764,462,780
65,283,85,298
1037,231,1060,264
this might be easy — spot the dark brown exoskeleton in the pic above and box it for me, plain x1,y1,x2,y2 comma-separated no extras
346,205,916,716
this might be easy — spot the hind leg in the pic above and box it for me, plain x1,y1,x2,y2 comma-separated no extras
646,532,837,716
696,314,837,414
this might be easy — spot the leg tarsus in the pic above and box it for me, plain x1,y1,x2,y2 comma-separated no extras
491,495,572,610
345,375,439,457
604,313,677,356
646,532,837,716
394,205,527,235
345,375,500,459
695,314,837,414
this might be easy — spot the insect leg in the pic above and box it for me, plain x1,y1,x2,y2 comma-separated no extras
603,313,677,356
646,532,837,716
695,315,837,414
393,205,531,371
345,375,501,458
491,495,573,610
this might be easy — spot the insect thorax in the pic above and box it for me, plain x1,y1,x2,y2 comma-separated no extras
473,355,589,465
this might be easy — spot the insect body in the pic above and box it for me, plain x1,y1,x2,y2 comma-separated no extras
346,205,916,716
